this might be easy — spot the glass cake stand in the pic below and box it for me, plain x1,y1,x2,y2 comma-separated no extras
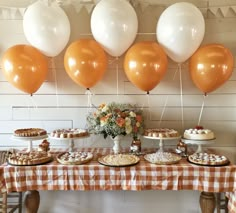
143,136,181,153
49,135,89,152
11,135,48,152
181,138,216,153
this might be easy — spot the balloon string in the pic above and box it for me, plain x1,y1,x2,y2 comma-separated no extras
51,58,59,108
116,57,119,97
178,63,184,131
198,95,207,126
159,96,169,128
146,92,151,121
85,88,93,112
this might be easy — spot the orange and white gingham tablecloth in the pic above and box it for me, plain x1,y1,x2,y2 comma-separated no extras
1,148,236,212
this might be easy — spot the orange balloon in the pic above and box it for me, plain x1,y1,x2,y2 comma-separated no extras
64,39,107,89
1,45,48,95
189,44,234,94
124,41,168,92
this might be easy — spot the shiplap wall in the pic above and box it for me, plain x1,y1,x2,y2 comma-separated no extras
0,0,236,212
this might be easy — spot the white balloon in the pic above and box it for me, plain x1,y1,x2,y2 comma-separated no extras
156,2,205,63
91,0,138,57
23,1,71,57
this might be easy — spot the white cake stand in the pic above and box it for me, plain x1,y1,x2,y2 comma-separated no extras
143,136,181,153
181,138,216,153
49,135,89,152
11,135,48,152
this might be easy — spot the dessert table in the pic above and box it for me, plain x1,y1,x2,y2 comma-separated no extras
1,147,236,213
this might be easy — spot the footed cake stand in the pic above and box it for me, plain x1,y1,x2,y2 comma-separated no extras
11,135,48,152
181,138,215,153
143,136,181,153
49,136,89,152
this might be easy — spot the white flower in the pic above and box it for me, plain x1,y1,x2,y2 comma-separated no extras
125,125,132,134
125,117,131,125
129,111,136,117
102,105,109,112
136,122,141,127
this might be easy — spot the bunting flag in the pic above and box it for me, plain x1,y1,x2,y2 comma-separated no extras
0,1,236,19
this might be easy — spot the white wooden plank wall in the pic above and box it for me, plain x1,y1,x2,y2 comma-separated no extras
0,0,235,212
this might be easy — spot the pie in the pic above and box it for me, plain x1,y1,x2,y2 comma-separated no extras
98,154,140,166
144,128,179,138
57,152,93,165
144,152,182,165
50,128,89,139
188,152,229,166
7,151,52,166
14,128,47,137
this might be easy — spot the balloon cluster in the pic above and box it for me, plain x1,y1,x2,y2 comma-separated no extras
1,0,234,96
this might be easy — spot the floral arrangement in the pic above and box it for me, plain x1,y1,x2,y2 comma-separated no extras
86,102,144,139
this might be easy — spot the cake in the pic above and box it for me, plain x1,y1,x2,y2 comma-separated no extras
38,139,50,152
7,151,52,166
57,151,93,165
144,128,179,138
14,128,47,137
50,128,89,138
184,126,214,140
188,152,229,166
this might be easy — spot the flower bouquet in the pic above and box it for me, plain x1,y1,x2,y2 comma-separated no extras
86,102,144,140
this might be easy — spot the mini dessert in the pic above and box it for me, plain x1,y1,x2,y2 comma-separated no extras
176,140,187,157
188,152,229,166
144,152,181,165
57,152,93,165
38,139,50,152
7,151,52,166
144,128,179,138
14,128,47,137
184,126,214,140
50,128,89,139
98,154,140,166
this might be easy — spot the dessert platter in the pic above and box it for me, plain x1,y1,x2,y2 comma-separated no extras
98,154,140,167
143,128,181,152
144,152,182,165
11,128,48,152
187,152,229,166
57,151,93,165
49,128,89,152
182,126,215,153
7,150,52,166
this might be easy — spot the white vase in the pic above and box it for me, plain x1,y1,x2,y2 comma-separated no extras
112,135,123,154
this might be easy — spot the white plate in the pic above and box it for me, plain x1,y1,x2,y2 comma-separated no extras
11,135,48,141
143,136,181,140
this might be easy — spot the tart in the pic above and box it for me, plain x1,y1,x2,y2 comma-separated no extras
50,128,89,139
14,128,47,137
144,152,182,165
188,152,229,166
144,128,179,138
57,151,93,165
98,154,140,166
7,151,52,166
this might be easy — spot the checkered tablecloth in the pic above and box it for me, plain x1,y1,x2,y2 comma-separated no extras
1,148,236,212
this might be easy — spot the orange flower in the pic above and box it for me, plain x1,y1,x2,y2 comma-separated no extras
136,115,142,122
116,117,125,127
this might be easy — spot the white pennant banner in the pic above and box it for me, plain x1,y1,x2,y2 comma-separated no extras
220,6,230,17
209,7,219,16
